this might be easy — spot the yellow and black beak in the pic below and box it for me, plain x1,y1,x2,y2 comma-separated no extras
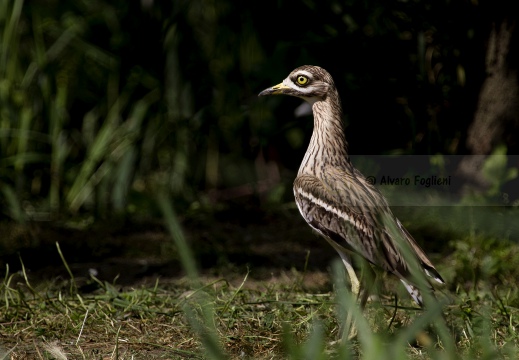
258,83,291,96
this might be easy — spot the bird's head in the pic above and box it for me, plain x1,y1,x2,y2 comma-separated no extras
258,65,335,104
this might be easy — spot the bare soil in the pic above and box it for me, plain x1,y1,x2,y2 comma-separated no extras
0,206,339,292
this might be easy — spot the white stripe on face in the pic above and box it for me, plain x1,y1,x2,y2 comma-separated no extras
294,70,313,79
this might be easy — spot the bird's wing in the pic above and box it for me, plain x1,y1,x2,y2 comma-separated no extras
294,168,444,285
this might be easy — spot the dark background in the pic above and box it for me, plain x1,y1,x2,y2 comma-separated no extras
1,0,518,278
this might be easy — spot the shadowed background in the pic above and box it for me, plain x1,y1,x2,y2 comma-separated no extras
1,0,518,284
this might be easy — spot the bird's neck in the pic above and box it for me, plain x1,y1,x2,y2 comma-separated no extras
298,91,352,177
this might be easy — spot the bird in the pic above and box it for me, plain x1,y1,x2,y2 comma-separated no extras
258,65,444,308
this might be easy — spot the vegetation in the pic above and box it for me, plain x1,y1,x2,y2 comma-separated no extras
2,205,519,359
1,0,518,359
2,0,517,219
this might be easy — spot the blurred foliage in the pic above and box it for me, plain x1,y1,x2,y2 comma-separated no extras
481,146,518,199
0,0,515,220
449,234,519,296
459,145,519,205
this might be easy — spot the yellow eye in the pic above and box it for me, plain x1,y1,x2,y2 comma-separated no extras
296,75,309,85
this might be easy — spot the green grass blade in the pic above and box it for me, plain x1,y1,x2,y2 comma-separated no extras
14,107,32,173
302,321,325,360
0,0,23,77
156,193,199,282
0,183,24,222
56,241,77,293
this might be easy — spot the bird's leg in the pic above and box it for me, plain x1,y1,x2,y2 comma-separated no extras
341,254,361,298
338,252,360,340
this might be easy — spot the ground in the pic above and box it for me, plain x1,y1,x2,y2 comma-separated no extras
1,204,517,359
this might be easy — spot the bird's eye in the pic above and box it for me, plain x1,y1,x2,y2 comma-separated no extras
296,75,309,86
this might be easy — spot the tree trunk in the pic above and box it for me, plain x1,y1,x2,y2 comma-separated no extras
458,17,519,190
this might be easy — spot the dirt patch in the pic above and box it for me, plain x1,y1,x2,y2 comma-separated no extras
0,207,339,291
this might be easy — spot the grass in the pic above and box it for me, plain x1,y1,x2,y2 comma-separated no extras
0,262,334,358
2,2,519,359
0,255,518,359
1,205,519,359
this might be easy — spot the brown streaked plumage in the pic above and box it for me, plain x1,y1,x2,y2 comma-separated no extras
259,65,444,307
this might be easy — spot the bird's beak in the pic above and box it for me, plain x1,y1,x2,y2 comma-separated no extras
258,82,290,96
